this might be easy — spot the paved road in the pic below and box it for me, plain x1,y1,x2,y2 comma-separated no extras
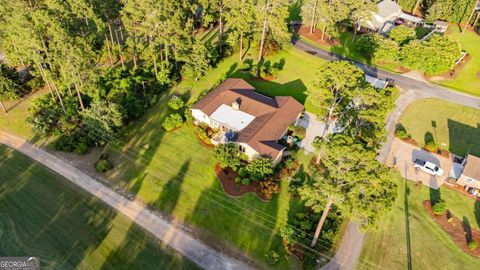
294,39,480,270
0,130,252,270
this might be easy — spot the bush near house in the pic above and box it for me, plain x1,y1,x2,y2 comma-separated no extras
245,157,274,181
162,113,184,131
432,200,447,216
468,240,478,251
167,96,185,111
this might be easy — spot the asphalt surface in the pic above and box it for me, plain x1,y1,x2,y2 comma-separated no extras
0,130,253,270
293,39,480,109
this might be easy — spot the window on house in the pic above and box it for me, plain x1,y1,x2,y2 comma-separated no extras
466,178,473,184
239,145,245,153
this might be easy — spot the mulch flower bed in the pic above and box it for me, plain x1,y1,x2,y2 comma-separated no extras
214,164,270,201
424,200,480,256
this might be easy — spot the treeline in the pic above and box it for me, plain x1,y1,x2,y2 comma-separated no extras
0,0,292,153
399,0,477,23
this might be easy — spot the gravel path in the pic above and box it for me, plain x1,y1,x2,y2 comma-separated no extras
0,130,252,270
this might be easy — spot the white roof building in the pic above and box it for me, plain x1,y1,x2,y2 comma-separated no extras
209,104,256,131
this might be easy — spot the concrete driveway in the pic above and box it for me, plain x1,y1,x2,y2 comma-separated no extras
297,112,332,152
386,138,452,189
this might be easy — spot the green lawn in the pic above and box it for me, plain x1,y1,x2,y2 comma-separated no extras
399,98,480,156
358,175,480,270
102,48,330,268
439,27,480,96
0,144,198,270
0,88,45,139
0,47,330,268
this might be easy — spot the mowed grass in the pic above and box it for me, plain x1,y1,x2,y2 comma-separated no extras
0,145,199,270
103,48,327,268
0,88,46,138
439,27,480,96
358,176,480,270
399,98,480,156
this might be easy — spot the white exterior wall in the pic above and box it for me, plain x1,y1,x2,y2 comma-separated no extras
191,109,210,125
457,175,480,189
237,142,260,160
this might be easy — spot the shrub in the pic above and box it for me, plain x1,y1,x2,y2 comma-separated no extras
168,97,185,111
279,225,295,243
424,141,437,152
95,154,113,173
389,25,416,45
290,125,306,140
235,176,242,184
245,157,274,181
238,167,248,177
241,178,251,185
468,240,478,251
162,113,184,131
432,200,447,216
183,108,194,126
265,250,280,265
259,179,280,200
395,124,410,139
214,143,241,168
53,130,91,155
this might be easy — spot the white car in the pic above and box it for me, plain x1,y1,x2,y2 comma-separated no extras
413,159,444,176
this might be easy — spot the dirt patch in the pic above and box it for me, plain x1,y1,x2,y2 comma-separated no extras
296,24,339,47
477,71,480,80
424,200,480,256
214,164,270,202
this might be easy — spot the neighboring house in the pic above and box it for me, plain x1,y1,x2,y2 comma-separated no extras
191,78,304,164
456,155,480,190
363,0,424,33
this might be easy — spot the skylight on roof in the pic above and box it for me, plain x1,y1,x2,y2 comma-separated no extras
210,104,255,131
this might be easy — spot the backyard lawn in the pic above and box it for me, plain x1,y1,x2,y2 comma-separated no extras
399,98,480,157
439,27,480,96
359,175,480,270
0,145,198,270
102,48,331,268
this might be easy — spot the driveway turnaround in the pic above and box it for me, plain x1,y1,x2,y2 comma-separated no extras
385,138,452,189
298,112,329,152
320,222,364,270
0,130,252,270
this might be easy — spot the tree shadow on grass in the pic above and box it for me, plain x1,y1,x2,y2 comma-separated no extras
447,119,480,156
152,160,190,216
184,177,280,268
475,200,480,230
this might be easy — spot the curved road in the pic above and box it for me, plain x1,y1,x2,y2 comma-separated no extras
293,39,480,270
0,130,252,270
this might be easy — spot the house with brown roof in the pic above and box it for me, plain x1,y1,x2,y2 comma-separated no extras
457,155,480,190
191,78,304,164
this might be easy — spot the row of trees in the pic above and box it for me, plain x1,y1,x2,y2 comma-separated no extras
400,0,478,24
357,26,461,75
301,61,398,247
301,0,377,39
0,0,294,151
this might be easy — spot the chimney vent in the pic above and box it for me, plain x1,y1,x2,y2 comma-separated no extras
232,100,240,110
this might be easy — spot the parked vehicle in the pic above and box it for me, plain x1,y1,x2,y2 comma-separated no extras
414,159,444,176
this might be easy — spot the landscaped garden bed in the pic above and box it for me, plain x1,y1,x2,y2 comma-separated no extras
214,164,272,201
424,200,480,256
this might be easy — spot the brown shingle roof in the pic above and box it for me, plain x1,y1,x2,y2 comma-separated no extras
463,155,480,180
192,78,304,158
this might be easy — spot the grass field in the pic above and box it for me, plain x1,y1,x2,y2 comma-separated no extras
0,145,198,270
439,27,480,96
101,48,331,268
399,98,480,156
0,47,330,268
358,175,480,270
